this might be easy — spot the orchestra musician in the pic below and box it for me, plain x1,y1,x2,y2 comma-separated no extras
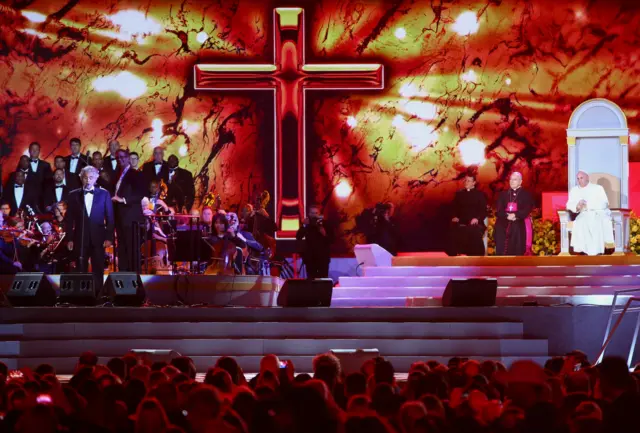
0,218,24,274
203,213,246,275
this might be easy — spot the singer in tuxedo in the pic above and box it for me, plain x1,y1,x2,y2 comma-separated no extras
54,156,80,190
2,171,39,216
64,137,89,180
166,154,195,212
27,142,53,191
6,156,34,190
112,148,144,272
43,169,71,211
103,139,120,184
66,166,114,290
141,146,169,185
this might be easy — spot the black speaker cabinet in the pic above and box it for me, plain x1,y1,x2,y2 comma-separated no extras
442,278,497,307
6,273,56,307
104,272,145,306
277,278,333,307
59,273,97,306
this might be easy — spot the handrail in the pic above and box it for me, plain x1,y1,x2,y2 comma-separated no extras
596,295,640,366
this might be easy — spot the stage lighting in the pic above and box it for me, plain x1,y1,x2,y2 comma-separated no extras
394,27,407,39
453,11,479,36
335,179,353,199
458,138,486,166
197,31,209,43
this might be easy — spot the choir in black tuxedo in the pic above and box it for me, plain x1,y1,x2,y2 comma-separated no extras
167,166,195,212
103,154,119,186
65,187,114,290
141,161,169,185
494,188,534,256
43,183,71,211
448,187,487,256
112,167,145,272
64,154,89,177
2,180,40,216
63,170,82,191
27,158,52,190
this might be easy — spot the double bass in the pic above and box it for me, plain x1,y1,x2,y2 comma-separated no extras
253,190,277,260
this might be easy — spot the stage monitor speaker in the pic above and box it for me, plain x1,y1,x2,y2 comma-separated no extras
59,273,97,306
6,273,56,307
104,272,145,306
277,278,333,307
442,278,497,307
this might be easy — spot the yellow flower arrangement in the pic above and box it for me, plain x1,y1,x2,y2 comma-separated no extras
629,212,640,255
486,208,560,256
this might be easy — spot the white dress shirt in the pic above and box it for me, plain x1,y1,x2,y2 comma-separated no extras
69,155,79,173
110,156,117,171
14,184,24,208
84,188,94,216
55,182,65,202
155,162,162,175
168,168,176,183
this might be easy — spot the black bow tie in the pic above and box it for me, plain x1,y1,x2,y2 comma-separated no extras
110,156,116,160
71,156,79,160
30,159,38,163
155,162,163,166
84,190,94,195
15,185,23,188
56,185,64,189
169,168,176,173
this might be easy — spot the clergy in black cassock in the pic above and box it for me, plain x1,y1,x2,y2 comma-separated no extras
494,172,534,256
448,174,487,256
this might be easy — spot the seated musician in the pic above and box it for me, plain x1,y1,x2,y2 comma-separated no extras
1,203,11,222
0,218,22,274
200,206,215,235
203,213,247,275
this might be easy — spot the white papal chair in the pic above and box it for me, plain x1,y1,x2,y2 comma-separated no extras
558,99,631,255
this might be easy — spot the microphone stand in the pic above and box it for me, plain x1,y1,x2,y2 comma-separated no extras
79,189,86,273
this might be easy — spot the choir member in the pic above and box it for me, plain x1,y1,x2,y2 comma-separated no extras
64,137,88,178
448,174,487,256
130,152,140,170
111,148,144,272
27,142,52,191
3,171,39,216
43,169,72,212
103,139,120,181
141,146,169,185
53,155,80,190
166,154,195,212
494,172,534,256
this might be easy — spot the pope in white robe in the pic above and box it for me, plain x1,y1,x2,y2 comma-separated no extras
566,171,614,256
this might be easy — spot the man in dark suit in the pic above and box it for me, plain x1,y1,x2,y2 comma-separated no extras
141,146,169,187
166,154,195,212
6,156,32,189
43,169,71,211
2,171,40,216
64,137,89,180
54,155,80,190
112,148,144,272
27,142,52,191
103,139,120,183
66,166,114,291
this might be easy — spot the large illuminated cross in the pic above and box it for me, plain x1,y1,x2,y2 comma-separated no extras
195,7,384,238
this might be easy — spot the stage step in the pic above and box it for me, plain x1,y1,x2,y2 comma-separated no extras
364,265,640,277
332,286,636,297
0,355,551,373
0,338,549,358
339,275,640,288
0,321,525,339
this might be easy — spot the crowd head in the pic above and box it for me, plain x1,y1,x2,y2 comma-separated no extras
1,351,638,433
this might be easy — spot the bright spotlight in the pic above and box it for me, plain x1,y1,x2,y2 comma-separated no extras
461,69,478,83
21,10,47,23
179,145,189,156
196,31,208,44
458,138,486,166
335,179,353,198
394,27,407,39
452,11,480,36
92,71,147,99
346,116,358,128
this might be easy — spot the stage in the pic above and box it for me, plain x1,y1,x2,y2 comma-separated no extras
1,252,640,373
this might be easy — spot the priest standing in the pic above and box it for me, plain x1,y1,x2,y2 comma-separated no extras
566,170,614,256
494,172,534,256
448,174,487,256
